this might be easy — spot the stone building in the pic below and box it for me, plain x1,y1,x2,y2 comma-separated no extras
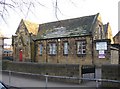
0,29,8,60
34,13,111,65
0,31,4,60
103,22,114,44
113,31,120,44
12,19,39,62
112,31,120,64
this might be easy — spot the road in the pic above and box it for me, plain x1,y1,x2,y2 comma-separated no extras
1,68,101,88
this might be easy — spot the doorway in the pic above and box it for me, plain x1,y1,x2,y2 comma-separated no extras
19,49,23,61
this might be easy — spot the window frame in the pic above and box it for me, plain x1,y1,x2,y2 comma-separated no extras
76,40,86,56
48,42,57,56
63,41,69,56
39,43,43,55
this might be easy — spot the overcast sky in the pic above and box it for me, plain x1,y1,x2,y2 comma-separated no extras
0,0,119,45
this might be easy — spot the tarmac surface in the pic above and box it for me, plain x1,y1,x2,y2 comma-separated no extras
1,68,101,88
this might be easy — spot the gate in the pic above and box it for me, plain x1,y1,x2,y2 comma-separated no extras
81,65,95,78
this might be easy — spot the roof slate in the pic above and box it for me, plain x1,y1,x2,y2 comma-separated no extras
113,31,120,38
37,14,98,39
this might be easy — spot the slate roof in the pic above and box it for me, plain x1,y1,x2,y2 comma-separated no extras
113,31,120,38
36,13,99,40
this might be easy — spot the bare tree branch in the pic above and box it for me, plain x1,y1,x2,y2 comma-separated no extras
34,0,46,7
25,2,32,19
0,0,77,24
69,0,77,7
55,0,59,20
0,0,47,22
0,2,14,8
0,14,7,24
54,0,66,21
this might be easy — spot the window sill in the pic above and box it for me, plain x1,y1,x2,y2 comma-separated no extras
39,54,42,56
63,54,68,56
49,54,57,56
77,54,86,57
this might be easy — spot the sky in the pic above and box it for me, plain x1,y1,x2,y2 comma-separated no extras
0,0,119,45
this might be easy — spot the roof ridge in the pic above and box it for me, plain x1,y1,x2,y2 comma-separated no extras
38,13,99,39
39,13,97,25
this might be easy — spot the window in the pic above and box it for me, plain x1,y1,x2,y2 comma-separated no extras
49,43,57,55
39,44,43,55
77,41,86,55
63,42,68,55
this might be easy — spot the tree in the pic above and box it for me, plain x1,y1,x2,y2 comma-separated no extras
0,0,47,23
0,0,78,23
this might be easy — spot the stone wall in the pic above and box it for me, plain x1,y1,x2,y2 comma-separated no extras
111,47,119,64
36,37,111,66
36,36,93,65
3,61,81,83
102,64,120,88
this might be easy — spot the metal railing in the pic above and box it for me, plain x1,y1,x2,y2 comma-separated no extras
2,70,120,88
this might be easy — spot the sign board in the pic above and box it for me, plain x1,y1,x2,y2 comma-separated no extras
98,50,105,58
99,54,105,58
96,42,107,50
99,50,104,54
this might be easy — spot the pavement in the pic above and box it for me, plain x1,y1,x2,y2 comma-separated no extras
1,68,101,88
